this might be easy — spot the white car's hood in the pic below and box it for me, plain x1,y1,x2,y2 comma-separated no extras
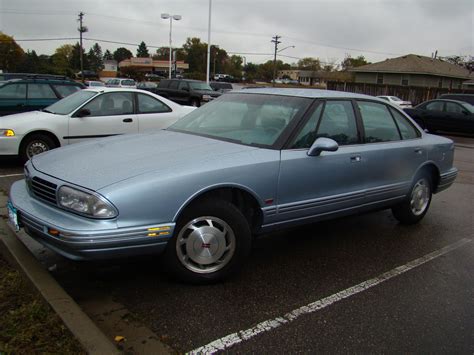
0,110,56,127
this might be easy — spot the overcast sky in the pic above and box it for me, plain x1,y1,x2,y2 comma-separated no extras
0,0,472,65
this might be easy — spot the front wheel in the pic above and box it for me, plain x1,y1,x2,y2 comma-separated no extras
392,174,432,224
19,134,56,163
164,199,251,284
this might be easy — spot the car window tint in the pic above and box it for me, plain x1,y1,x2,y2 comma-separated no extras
315,101,358,145
358,101,401,143
0,83,27,99
27,84,57,99
121,79,135,86
169,81,179,90
424,101,444,111
158,80,169,88
178,81,188,90
290,104,324,149
389,108,419,140
53,84,81,98
82,92,134,116
137,93,171,113
445,102,464,114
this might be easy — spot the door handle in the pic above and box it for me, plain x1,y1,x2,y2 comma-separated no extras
414,148,423,154
123,118,133,123
350,155,361,163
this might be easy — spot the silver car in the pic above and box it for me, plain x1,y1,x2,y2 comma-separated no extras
8,89,457,283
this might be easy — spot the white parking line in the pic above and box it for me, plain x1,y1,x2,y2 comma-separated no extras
0,173,23,178
189,238,472,354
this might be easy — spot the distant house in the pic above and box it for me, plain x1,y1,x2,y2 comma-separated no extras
118,57,189,76
350,54,471,89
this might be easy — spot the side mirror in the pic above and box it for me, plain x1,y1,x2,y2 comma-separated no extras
307,137,339,157
76,108,91,118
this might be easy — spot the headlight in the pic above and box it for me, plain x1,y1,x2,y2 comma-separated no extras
202,94,211,101
58,186,117,218
0,129,15,137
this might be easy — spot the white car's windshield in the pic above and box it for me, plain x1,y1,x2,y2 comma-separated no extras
169,93,311,147
44,90,98,115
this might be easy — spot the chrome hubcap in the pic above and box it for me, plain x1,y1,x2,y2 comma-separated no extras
176,216,235,274
410,179,430,216
27,141,49,158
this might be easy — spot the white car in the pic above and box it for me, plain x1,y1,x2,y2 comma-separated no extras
377,96,412,108
0,88,195,162
106,78,137,88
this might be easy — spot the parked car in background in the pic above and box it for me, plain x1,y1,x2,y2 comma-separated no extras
377,96,412,108
145,73,165,81
0,77,85,116
210,81,233,93
85,81,105,88
137,81,159,94
75,70,99,79
8,89,457,283
0,88,194,162
439,93,474,106
155,79,221,107
403,99,474,133
106,78,137,88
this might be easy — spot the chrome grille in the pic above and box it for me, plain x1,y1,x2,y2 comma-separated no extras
31,177,58,205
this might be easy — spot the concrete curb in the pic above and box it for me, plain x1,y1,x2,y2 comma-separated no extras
0,219,120,355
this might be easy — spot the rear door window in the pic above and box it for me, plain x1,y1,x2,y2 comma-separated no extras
389,107,420,140
168,80,179,90
137,93,171,113
358,101,401,143
27,84,57,99
445,102,464,114
424,101,444,111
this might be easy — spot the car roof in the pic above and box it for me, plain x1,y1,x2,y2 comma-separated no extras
82,87,157,94
234,88,380,100
419,99,471,105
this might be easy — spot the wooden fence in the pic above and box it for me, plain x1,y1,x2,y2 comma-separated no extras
326,81,474,105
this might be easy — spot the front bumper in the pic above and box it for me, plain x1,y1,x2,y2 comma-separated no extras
9,180,175,260
0,135,22,155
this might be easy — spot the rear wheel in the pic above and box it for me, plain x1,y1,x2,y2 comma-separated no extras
164,199,251,283
19,134,57,163
392,173,432,224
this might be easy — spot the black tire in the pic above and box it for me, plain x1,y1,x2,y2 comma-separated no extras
164,199,252,284
392,172,432,225
19,134,57,163
190,98,200,107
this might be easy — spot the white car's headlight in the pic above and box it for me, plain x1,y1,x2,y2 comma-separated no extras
0,129,15,137
58,186,117,218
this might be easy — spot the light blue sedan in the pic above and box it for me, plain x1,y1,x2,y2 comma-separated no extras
8,89,457,283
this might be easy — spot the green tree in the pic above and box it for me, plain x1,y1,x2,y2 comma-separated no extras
70,42,89,71
51,44,74,75
256,60,289,81
16,50,41,73
183,37,208,74
136,41,149,57
103,49,113,61
0,32,25,72
113,47,133,63
341,54,369,71
88,43,104,72
297,57,321,71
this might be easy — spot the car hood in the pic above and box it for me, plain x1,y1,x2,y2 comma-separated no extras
31,130,257,190
0,110,55,125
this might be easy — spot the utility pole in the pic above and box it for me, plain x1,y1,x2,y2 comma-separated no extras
206,0,212,84
77,12,88,83
271,35,281,87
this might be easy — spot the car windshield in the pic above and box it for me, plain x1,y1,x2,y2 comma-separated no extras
169,93,311,147
44,90,98,115
189,82,213,91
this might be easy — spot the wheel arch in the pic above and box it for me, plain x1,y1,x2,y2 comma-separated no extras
173,184,265,234
413,161,441,192
19,130,61,154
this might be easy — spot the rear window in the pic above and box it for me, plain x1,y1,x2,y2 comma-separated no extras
121,79,136,86
439,94,474,105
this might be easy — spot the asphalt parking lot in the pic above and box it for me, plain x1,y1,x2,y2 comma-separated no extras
0,134,473,353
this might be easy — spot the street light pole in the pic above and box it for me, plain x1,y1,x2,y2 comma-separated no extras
271,35,281,87
161,13,181,79
206,0,212,84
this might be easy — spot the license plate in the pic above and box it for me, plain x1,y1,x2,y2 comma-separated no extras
7,201,19,232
